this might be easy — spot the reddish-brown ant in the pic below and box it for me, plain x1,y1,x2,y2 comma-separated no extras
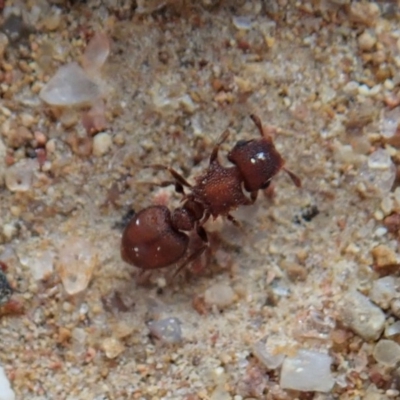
121,115,301,274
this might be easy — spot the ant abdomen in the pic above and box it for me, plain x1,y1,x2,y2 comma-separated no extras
121,205,189,270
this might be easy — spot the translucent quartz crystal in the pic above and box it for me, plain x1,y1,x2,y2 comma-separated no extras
280,349,334,393
40,62,100,107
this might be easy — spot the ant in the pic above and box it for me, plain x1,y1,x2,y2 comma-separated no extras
121,115,301,275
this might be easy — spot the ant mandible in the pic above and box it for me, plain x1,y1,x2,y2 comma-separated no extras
121,114,301,273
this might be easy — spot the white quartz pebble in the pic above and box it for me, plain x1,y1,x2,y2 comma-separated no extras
373,339,400,367
204,283,235,309
56,237,97,295
93,132,112,156
280,349,334,393
359,149,396,196
148,317,182,344
40,62,100,107
369,276,397,310
5,159,38,192
0,366,15,400
252,339,285,370
339,290,385,340
380,107,400,138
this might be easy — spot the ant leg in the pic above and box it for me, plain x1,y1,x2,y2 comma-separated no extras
136,180,185,195
250,191,258,203
196,225,209,243
250,114,276,141
200,211,211,225
226,213,240,227
172,245,207,279
250,114,264,138
283,167,302,188
137,174,187,196
171,225,209,279
135,269,153,286
144,164,192,188
209,130,230,164
159,181,185,195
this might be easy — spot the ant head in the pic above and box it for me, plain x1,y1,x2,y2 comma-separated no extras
227,137,284,192
228,115,301,192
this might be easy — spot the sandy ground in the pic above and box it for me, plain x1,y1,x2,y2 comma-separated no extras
0,0,400,399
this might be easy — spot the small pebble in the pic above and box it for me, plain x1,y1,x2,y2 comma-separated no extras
232,16,254,31
380,107,400,139
82,100,107,135
57,327,72,344
293,309,335,340
72,327,87,346
252,339,285,369
364,392,387,400
334,143,364,166
111,320,135,339
371,244,397,268
92,132,112,156
383,213,400,233
358,84,371,97
349,2,380,26
0,33,9,59
392,299,400,319
343,81,359,94
384,79,394,91
56,237,97,295
82,32,110,75
2,224,16,241
11,126,33,148
40,62,100,107
280,349,334,393
373,339,400,367
280,260,307,282
136,0,168,14
59,109,79,128
5,159,38,192
0,366,15,400
148,317,182,344
359,149,396,196
25,251,54,281
102,337,125,359
385,321,400,339
204,282,236,309
387,390,400,398
358,30,376,51
339,290,385,340
369,276,397,309
368,148,394,170
374,227,387,237
42,10,61,31
210,387,232,400
381,197,394,216
46,139,56,154
34,131,47,147
0,270,13,305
